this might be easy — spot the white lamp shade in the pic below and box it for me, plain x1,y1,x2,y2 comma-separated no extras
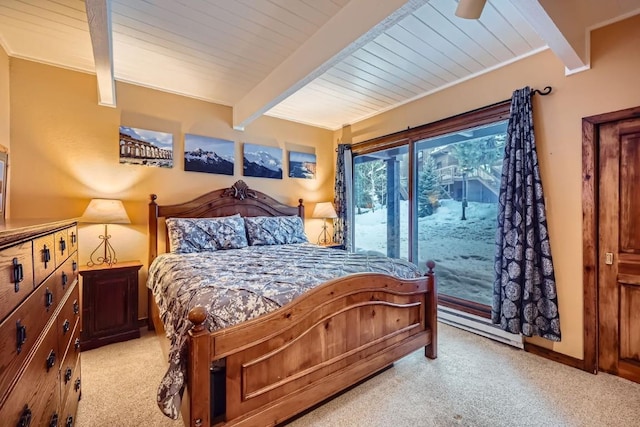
81,199,131,224
455,0,487,19
312,202,338,219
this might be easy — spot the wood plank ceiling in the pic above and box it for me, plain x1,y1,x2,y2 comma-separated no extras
0,0,639,131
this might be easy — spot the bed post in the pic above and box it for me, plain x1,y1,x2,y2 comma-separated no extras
298,198,305,221
425,260,438,359
148,194,159,331
188,307,211,427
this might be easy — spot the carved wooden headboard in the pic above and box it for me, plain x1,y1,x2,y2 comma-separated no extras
148,180,305,264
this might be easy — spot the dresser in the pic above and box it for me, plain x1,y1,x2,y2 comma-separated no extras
0,219,81,427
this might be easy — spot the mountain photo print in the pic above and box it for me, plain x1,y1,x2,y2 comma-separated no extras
184,134,234,175
288,151,316,179
243,143,283,179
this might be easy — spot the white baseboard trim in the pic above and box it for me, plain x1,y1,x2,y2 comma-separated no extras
438,306,523,349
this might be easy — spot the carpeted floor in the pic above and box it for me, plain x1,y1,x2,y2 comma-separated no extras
76,330,182,427
76,323,640,426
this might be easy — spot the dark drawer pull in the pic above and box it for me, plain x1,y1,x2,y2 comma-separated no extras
73,300,79,315
72,260,77,272
74,338,81,351
17,404,32,427
43,245,51,268
16,320,27,354
74,378,81,392
61,272,68,288
50,413,58,427
64,367,72,383
46,350,56,371
65,416,73,427
70,232,77,245
13,258,24,292
45,288,54,310
62,319,71,334
59,237,66,254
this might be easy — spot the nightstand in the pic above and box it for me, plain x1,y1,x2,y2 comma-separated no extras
80,260,143,350
319,243,345,249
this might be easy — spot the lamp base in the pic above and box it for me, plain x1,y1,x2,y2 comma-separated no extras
86,224,119,267
317,221,333,245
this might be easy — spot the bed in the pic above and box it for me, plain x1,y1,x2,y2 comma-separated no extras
147,180,438,427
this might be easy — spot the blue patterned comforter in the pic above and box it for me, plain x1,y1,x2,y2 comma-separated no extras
147,243,422,419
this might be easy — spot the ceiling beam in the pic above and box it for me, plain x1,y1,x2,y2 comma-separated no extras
232,0,429,131
510,0,589,75
85,0,116,107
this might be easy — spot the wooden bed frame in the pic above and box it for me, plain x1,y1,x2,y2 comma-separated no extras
148,180,438,427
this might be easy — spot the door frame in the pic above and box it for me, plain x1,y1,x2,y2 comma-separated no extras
582,105,640,374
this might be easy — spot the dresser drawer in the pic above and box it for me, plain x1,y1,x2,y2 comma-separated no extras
50,252,78,298
0,241,35,323
0,377,59,427
54,229,70,267
0,318,60,426
67,225,78,257
0,282,57,400
60,349,80,412
61,355,81,427
57,283,80,355
62,317,81,364
34,234,56,286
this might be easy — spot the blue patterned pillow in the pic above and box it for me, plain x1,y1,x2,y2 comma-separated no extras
244,216,308,246
166,215,248,253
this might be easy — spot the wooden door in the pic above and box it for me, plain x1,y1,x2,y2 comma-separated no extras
598,118,640,383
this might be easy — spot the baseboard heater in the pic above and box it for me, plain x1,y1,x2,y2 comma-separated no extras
437,306,523,349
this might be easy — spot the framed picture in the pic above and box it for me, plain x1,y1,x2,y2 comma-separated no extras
119,126,173,168
288,151,316,179
243,143,283,179
0,151,6,220
184,134,234,175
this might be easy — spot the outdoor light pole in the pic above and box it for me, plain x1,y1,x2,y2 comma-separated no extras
461,171,468,220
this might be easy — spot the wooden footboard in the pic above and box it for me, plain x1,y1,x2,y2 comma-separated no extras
186,263,437,427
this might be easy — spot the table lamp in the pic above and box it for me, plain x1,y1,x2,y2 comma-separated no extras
455,0,487,19
81,198,131,267
312,202,338,245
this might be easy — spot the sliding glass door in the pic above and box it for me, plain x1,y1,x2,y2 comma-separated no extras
352,145,409,260
414,121,506,315
350,103,510,318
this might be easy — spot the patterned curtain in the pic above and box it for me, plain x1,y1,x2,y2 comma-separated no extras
492,87,561,341
333,144,352,249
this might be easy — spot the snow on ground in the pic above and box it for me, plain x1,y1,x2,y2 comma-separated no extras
354,199,496,306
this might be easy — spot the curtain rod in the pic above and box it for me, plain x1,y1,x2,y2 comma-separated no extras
494,85,553,106
339,86,554,149
531,86,552,96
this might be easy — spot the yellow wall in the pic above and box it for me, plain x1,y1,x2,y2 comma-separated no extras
344,15,640,360
9,59,334,318
0,45,9,216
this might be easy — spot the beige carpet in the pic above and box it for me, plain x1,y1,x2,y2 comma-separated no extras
76,324,640,426
76,331,182,427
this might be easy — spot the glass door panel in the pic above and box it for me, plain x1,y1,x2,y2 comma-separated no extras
414,121,507,313
353,145,409,260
